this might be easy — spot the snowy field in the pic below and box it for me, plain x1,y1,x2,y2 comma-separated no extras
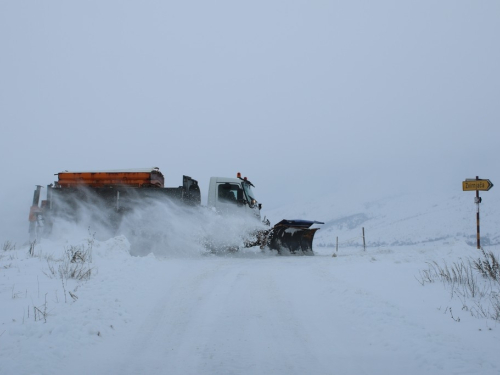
2,1,499,373
1,233,499,375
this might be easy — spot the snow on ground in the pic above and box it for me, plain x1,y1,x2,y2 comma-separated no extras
1,232,499,375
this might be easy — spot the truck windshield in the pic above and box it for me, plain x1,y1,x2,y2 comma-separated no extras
242,182,257,207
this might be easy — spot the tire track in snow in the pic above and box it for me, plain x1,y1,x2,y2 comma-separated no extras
181,258,320,375
110,258,232,375
79,256,337,375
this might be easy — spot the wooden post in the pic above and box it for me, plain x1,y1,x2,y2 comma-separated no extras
476,176,481,249
332,236,339,257
362,227,366,251
28,185,42,240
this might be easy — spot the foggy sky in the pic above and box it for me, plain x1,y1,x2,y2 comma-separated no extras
1,1,499,242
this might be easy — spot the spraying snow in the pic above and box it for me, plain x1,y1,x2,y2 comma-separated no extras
43,195,268,258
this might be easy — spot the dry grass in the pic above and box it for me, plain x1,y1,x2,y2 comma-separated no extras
418,249,500,321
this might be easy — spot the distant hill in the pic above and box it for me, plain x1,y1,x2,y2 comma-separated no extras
264,191,500,249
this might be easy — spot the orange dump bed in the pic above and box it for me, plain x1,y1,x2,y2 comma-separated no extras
57,170,164,188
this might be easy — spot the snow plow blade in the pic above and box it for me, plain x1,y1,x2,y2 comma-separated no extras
267,220,324,255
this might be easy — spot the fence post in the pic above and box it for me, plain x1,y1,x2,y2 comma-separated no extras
362,227,366,251
336,236,338,252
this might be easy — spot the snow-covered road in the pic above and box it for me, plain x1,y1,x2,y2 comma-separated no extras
4,242,489,375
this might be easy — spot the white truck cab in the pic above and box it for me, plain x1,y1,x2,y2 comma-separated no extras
207,174,261,219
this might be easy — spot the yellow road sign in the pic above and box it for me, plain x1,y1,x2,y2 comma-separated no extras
462,179,494,191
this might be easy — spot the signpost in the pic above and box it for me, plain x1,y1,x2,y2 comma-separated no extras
462,176,494,249
462,179,494,192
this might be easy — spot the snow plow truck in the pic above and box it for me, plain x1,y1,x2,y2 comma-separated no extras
28,167,323,255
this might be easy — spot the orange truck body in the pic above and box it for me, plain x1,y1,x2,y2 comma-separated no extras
56,169,165,188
